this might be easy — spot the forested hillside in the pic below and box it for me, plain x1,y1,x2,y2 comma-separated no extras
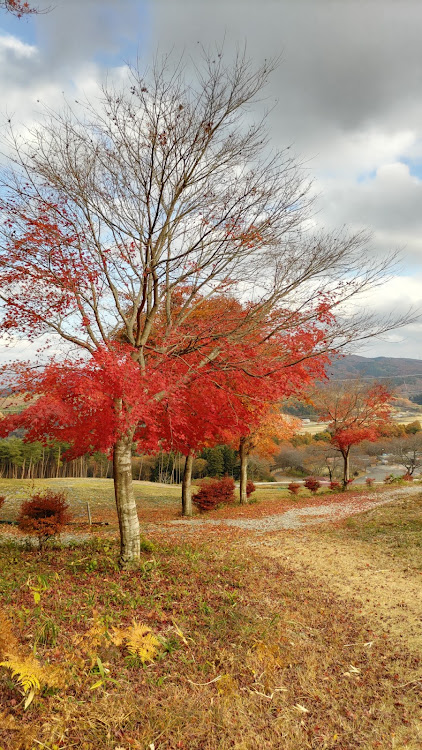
327,355,422,395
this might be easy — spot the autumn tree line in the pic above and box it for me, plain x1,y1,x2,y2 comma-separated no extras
276,418,422,480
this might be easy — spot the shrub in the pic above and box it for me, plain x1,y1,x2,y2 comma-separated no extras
0,496,5,513
384,474,403,485
246,480,256,498
304,476,321,494
402,473,414,481
192,476,235,513
288,482,301,496
17,490,70,547
330,481,341,491
365,477,375,487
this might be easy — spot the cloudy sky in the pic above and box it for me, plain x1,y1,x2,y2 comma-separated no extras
1,0,422,359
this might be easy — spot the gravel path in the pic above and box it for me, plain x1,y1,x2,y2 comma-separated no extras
2,485,419,544
160,485,421,535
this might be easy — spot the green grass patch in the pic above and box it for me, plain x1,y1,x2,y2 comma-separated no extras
327,493,422,570
0,478,183,524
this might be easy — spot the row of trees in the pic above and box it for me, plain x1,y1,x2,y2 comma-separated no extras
0,52,408,565
0,438,111,480
0,437,273,483
276,430,422,480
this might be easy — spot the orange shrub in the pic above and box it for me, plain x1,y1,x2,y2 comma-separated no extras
288,482,301,496
18,490,70,547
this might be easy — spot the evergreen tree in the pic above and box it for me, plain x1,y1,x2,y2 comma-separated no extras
222,445,237,476
201,447,224,477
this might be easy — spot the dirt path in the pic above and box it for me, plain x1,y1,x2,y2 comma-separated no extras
149,486,422,652
157,485,421,534
246,528,422,653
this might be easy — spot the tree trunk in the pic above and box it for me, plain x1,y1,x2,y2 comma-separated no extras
239,437,248,504
182,451,194,517
342,449,350,489
113,436,140,567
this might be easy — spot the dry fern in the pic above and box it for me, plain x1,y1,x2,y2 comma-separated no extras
0,654,63,709
111,621,162,664
0,608,64,709
73,610,109,654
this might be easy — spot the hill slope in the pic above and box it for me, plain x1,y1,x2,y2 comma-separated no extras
326,355,422,395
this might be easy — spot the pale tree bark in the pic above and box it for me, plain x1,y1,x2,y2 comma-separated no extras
341,449,350,490
182,450,195,517
239,437,248,505
113,436,140,566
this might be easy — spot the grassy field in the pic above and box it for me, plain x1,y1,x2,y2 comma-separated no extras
0,477,360,527
0,481,421,749
1,532,421,749
0,478,183,525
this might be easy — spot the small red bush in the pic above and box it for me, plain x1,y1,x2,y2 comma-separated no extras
192,476,235,513
0,496,5,512
330,481,341,491
288,482,301,496
304,476,321,494
402,473,413,481
365,477,375,487
246,480,256,498
18,490,70,547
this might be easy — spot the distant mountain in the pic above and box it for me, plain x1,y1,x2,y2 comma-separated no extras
326,355,422,396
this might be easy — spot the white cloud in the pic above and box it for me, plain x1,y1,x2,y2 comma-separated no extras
1,0,421,361
0,33,36,58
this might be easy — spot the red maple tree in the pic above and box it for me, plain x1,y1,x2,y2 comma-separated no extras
312,382,392,488
0,54,399,565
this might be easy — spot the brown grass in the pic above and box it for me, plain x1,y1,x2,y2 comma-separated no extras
255,493,422,653
0,530,421,749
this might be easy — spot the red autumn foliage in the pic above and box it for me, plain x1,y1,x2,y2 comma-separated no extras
304,476,321,494
330,480,341,491
17,490,70,546
288,482,301,496
402,473,413,481
365,477,375,487
0,496,5,512
0,290,334,462
246,480,256,498
312,382,393,488
192,476,235,513
2,0,37,17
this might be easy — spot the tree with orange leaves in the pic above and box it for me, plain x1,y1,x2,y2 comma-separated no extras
312,381,393,488
238,409,299,503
